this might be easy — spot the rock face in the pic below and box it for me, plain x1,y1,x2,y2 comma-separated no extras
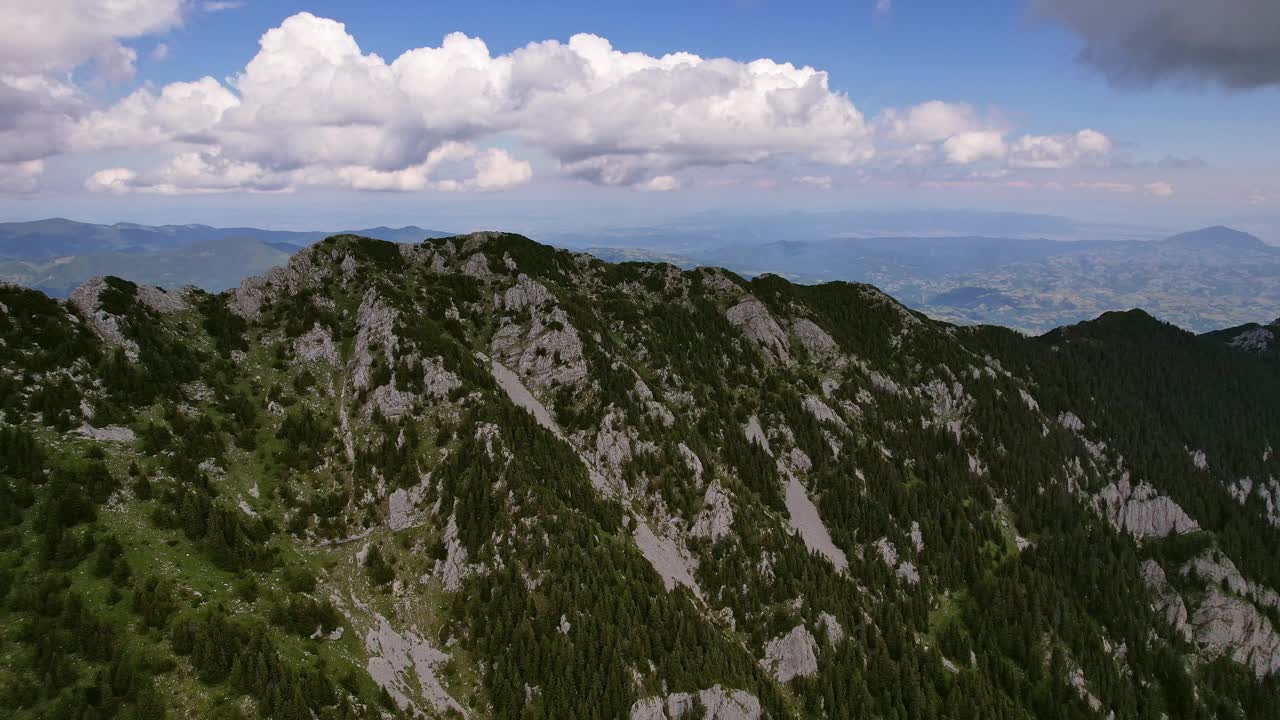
1139,560,1192,641
1230,327,1274,352
490,359,559,433
784,478,849,573
726,298,791,365
817,612,845,645
633,521,703,599
743,416,771,456
801,395,846,430
690,481,734,543
363,614,464,715
760,626,819,683
490,275,587,388
1190,589,1280,677
1096,475,1199,538
629,686,762,720
69,277,139,359
76,423,136,442
231,249,320,319
433,514,476,592
791,318,838,355
294,324,341,366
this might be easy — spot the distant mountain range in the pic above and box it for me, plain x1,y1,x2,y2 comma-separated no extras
587,225,1280,333
0,218,451,296
4,218,1277,332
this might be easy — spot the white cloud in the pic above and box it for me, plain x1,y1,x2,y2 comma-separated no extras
151,43,170,61
0,159,44,192
1008,129,1112,169
0,10,1140,195
1074,181,1135,193
72,77,238,151
1144,180,1175,197
0,75,83,164
202,1,244,11
86,142,531,195
943,131,1007,164
78,12,875,192
641,175,681,192
793,175,833,189
1247,192,1268,205
0,0,182,79
876,101,982,144
0,0,182,189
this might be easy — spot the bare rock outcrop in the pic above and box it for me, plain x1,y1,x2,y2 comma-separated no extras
1230,327,1274,352
363,613,465,715
802,395,847,431
1139,560,1192,641
629,686,762,720
231,249,321,319
500,274,554,311
743,416,772,456
76,423,136,442
1190,589,1280,677
817,612,845,645
490,303,587,388
294,324,341,366
433,514,477,592
69,278,139,359
726,298,792,365
791,318,838,356
760,626,819,683
784,478,848,573
690,481,734,543
1096,475,1199,538
633,521,703,600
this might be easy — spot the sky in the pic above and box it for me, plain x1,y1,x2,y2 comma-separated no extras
1,0,1278,236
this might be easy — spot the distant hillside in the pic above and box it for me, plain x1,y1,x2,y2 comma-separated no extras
0,218,452,259
0,219,454,297
605,226,1280,333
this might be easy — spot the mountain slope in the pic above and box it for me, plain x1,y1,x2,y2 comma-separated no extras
2,232,1279,719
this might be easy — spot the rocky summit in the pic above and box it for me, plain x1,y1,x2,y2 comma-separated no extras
3,232,1280,720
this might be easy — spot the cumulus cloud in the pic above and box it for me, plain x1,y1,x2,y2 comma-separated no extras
2,10,1135,194
1035,0,1280,88
82,12,879,192
0,1,183,190
87,141,531,195
876,101,982,144
943,131,1007,164
641,175,681,192
0,160,44,193
1008,129,1112,169
0,0,182,79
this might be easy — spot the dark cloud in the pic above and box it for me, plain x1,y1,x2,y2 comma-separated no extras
1034,0,1280,89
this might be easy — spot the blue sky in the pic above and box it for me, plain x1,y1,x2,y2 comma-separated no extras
2,0,1278,236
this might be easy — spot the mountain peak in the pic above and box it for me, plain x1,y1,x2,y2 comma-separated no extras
1163,225,1267,251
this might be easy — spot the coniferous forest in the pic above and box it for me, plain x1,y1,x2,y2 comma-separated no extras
3,232,1280,719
